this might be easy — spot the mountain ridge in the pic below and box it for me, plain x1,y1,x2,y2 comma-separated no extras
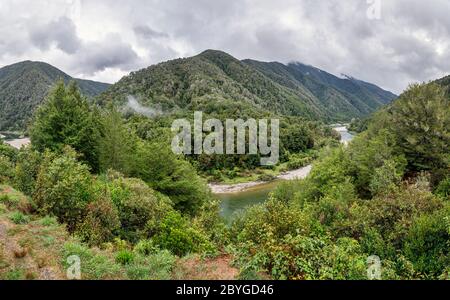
100,49,397,121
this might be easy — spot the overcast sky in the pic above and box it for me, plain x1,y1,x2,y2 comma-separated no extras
1,0,449,94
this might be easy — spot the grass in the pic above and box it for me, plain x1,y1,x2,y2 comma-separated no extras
0,185,33,213
62,241,123,280
37,216,58,227
9,211,30,224
4,268,26,280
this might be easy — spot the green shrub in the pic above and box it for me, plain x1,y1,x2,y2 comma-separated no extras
115,250,135,265
0,155,14,183
134,239,159,256
150,210,213,256
403,208,449,278
435,177,450,199
77,194,121,246
105,174,172,242
13,148,42,196
33,147,92,232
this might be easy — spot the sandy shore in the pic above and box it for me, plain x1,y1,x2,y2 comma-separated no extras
5,138,31,149
208,164,312,194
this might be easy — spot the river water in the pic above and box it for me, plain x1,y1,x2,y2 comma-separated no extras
217,126,355,221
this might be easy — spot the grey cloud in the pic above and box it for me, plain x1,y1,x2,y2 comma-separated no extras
1,0,450,92
134,25,169,40
29,17,81,54
74,34,140,75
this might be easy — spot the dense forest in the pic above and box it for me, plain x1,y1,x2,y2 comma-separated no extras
0,71,448,279
100,50,396,122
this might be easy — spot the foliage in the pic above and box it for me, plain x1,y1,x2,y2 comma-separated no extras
0,155,14,183
13,148,42,196
30,80,101,171
435,177,450,200
130,138,211,215
403,207,449,277
115,250,135,265
97,106,136,173
76,193,121,246
386,83,449,173
149,210,214,256
62,242,123,280
125,250,176,280
102,173,172,243
0,60,109,131
33,147,92,232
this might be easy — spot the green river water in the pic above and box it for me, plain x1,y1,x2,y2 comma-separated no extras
217,127,354,221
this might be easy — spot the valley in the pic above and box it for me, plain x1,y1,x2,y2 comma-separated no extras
0,50,448,281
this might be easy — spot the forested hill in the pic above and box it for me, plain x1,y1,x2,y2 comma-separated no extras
0,61,110,130
244,60,396,119
99,49,396,121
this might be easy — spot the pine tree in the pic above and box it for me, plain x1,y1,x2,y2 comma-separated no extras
98,106,135,173
30,80,100,171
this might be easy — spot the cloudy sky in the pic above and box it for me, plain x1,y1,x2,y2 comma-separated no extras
1,0,449,94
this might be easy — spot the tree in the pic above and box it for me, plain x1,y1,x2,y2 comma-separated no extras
130,137,211,215
387,83,450,173
98,106,136,173
30,80,101,171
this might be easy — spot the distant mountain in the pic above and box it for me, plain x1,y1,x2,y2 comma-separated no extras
0,61,110,130
244,60,397,120
100,50,396,122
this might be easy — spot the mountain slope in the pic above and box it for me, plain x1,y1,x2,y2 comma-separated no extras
100,50,396,121
100,50,327,120
0,61,110,130
243,60,397,120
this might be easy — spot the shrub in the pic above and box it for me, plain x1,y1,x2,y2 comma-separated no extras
134,239,159,256
0,155,14,183
77,194,121,246
105,174,172,242
150,210,213,256
13,148,42,196
435,177,450,199
115,250,135,265
369,159,404,196
403,208,449,278
130,139,211,214
33,147,92,232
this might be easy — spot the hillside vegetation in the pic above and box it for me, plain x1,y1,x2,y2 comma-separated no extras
99,50,396,122
0,61,109,130
0,75,447,280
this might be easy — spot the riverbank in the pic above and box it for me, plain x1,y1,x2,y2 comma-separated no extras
4,138,31,149
209,164,312,194
209,126,354,194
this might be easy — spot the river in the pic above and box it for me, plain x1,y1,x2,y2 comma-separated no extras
216,126,355,221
